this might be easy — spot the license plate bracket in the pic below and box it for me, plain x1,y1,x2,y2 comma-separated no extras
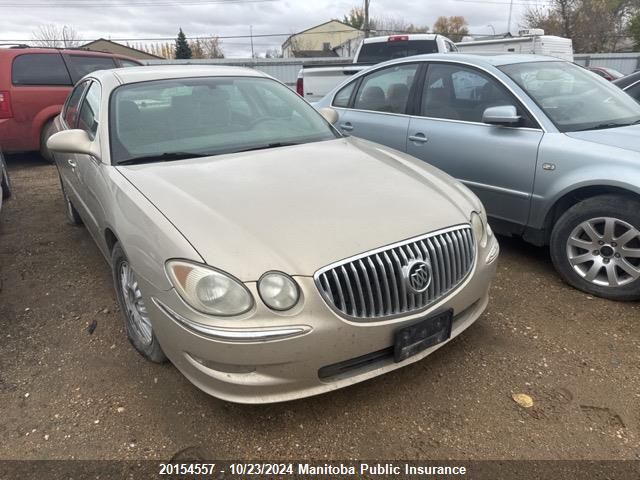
393,310,453,363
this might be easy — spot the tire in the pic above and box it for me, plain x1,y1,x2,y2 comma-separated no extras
111,242,167,363
550,194,640,301
58,177,83,226
40,120,56,164
0,156,11,200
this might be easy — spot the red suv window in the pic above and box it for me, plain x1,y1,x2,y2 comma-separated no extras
12,53,72,86
64,55,117,83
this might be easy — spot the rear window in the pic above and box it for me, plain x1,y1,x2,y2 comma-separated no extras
12,53,72,86
357,40,437,64
65,55,117,83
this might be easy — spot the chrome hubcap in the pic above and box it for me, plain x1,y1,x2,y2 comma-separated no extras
119,261,153,345
567,217,640,287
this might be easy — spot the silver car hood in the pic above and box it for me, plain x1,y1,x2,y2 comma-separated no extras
565,124,640,152
116,138,476,281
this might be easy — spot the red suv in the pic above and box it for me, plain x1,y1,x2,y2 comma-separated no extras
0,46,142,161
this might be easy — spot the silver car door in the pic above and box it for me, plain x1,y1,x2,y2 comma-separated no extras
333,63,420,152
406,62,543,230
57,80,90,206
73,81,104,240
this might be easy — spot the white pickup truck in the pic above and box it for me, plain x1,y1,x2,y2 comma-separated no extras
296,34,458,102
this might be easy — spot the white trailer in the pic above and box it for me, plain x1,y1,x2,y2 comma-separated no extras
456,30,574,62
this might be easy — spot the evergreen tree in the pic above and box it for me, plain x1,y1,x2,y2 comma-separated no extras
175,28,192,59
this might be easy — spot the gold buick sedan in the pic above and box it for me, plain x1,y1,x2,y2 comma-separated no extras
47,66,499,403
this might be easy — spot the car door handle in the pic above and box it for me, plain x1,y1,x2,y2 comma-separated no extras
408,133,428,143
340,123,353,131
68,159,77,168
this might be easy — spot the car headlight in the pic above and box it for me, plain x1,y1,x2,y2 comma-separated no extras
471,211,489,248
166,260,254,316
258,271,300,311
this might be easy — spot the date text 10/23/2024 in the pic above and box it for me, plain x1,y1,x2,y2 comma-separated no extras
158,463,468,476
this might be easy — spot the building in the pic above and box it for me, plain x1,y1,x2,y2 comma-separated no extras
79,38,163,60
282,20,362,58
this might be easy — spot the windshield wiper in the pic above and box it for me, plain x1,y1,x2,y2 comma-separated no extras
229,142,301,154
117,152,208,165
575,119,640,132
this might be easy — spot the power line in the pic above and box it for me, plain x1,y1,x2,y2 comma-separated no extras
0,0,277,6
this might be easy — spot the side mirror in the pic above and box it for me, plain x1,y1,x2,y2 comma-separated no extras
47,129,101,160
319,107,339,125
482,105,521,126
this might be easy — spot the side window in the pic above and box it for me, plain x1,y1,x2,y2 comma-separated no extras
332,81,356,108
12,53,72,86
353,63,418,114
63,81,89,128
421,63,530,125
64,55,117,83
119,59,142,68
78,82,101,139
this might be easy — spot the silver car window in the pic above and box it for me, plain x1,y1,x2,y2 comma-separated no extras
63,80,89,128
78,81,101,140
500,61,640,132
420,63,521,124
352,63,418,114
109,76,338,164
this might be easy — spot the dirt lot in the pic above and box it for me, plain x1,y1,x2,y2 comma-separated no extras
0,153,639,461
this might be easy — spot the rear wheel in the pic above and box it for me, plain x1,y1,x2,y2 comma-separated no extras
0,154,11,200
40,120,56,164
111,243,167,363
550,195,640,301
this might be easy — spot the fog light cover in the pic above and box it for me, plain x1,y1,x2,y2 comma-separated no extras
258,271,300,311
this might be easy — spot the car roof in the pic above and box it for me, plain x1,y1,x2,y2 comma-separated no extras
0,45,137,59
613,70,640,89
394,53,566,67
93,65,268,85
363,34,440,43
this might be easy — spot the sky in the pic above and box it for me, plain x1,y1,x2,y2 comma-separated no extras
0,0,546,57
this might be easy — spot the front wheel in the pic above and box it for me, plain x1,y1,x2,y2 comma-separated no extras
550,195,640,301
111,243,167,363
40,120,56,164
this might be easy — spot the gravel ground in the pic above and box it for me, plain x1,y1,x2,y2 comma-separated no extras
0,154,639,461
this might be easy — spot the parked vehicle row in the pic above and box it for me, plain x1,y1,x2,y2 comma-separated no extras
614,70,640,103
0,46,142,162
315,53,640,301
297,34,458,102
46,65,499,403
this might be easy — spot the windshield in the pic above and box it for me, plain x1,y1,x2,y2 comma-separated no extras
109,76,338,164
499,61,640,132
357,40,437,64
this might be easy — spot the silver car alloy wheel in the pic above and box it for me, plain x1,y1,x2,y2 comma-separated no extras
119,261,153,345
566,216,640,287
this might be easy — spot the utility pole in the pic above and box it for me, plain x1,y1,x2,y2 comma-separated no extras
249,25,255,58
507,0,513,35
363,0,370,38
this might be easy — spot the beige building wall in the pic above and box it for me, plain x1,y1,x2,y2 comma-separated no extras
283,21,362,57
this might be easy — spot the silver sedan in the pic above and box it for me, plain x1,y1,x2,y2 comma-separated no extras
47,66,498,403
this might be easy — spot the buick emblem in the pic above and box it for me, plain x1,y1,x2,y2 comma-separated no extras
404,260,432,294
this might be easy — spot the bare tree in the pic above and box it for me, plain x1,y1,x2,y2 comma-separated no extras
522,0,638,53
265,48,283,58
432,16,469,42
201,36,224,58
372,16,428,34
32,24,81,48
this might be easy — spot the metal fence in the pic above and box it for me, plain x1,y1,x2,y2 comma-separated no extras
574,53,640,75
146,57,351,88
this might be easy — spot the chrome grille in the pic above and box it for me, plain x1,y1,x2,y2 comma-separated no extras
314,225,475,320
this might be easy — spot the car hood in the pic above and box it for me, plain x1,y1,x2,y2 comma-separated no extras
116,138,477,281
565,124,640,152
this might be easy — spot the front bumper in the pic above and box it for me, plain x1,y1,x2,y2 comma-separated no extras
144,235,499,404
